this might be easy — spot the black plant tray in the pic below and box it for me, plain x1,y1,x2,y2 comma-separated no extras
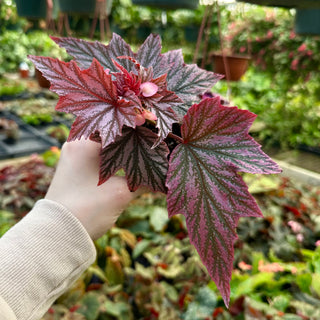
0,111,60,160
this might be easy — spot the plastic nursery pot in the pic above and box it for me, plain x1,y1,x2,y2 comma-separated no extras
236,0,320,8
132,0,199,10
15,0,59,19
295,9,320,35
35,69,51,89
211,54,251,81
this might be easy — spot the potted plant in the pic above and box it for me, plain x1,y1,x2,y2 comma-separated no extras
0,118,20,144
210,51,251,81
226,6,320,87
206,6,252,81
29,33,280,306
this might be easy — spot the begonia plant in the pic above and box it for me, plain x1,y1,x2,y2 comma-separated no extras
29,33,281,306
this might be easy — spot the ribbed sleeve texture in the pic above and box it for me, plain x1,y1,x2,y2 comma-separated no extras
0,199,97,320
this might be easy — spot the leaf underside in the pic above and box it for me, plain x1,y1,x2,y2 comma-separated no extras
166,97,281,306
98,126,169,193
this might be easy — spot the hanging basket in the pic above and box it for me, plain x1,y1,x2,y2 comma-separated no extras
15,0,59,19
295,9,320,35
132,0,199,10
58,0,95,15
210,54,251,81
236,0,320,8
58,0,112,15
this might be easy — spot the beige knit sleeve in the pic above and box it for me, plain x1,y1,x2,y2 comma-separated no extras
0,199,97,320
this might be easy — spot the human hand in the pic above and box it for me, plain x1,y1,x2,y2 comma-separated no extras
45,139,146,240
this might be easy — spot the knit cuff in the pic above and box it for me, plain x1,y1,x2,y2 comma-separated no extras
0,199,96,320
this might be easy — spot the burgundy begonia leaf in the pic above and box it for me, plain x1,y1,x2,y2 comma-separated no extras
136,34,170,78
163,50,223,116
51,34,136,72
166,97,281,306
28,56,138,147
99,126,169,193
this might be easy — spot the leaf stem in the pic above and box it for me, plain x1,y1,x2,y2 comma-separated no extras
168,132,183,144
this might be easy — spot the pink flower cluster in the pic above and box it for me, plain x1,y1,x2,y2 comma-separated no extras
287,220,304,243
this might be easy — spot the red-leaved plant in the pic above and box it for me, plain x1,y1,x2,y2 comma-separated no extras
29,33,281,306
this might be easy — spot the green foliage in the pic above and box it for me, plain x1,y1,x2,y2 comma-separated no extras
0,30,68,74
1,155,319,319
4,97,73,126
0,0,27,33
111,0,219,61
76,293,100,320
0,77,26,96
227,6,320,87
41,147,61,167
215,68,320,149
46,124,70,144
0,210,15,236
183,287,217,320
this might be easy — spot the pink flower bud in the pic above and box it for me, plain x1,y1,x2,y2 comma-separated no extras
315,240,320,247
290,59,299,71
298,43,307,52
296,233,304,243
134,109,157,126
288,220,302,233
142,109,157,121
290,31,296,39
140,82,158,97
135,113,146,126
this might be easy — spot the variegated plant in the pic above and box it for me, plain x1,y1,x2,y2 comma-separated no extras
29,34,281,306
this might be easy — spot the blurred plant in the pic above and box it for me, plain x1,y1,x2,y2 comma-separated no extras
227,6,320,87
0,156,54,218
0,77,26,97
4,98,73,126
0,117,19,141
214,67,320,150
41,146,61,167
0,30,68,74
259,76,320,149
0,0,27,33
0,210,15,237
0,157,319,319
46,124,70,144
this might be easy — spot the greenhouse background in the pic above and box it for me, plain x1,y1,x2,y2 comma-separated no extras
0,0,320,319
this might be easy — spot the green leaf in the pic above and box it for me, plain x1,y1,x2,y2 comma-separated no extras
183,287,217,320
132,239,152,259
104,300,133,320
149,206,169,232
76,293,100,320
